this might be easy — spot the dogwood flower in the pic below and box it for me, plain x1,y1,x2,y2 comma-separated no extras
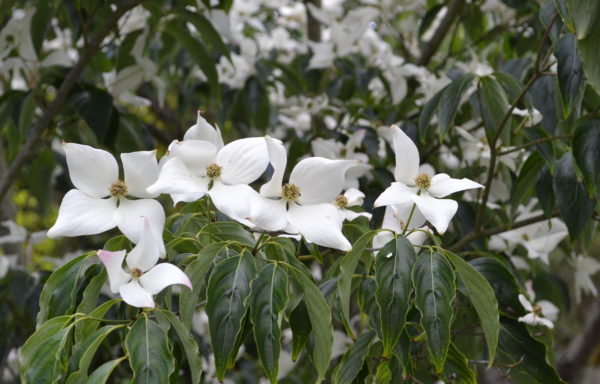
372,203,431,250
518,292,558,329
146,113,269,226
247,137,356,251
570,254,600,304
47,143,165,254
311,130,372,190
333,188,372,221
98,220,191,308
374,125,483,233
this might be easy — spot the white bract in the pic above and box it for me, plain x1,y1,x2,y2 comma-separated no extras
372,202,431,250
518,293,558,329
98,220,191,308
570,254,600,304
47,143,165,255
374,125,483,234
247,137,357,251
146,113,269,226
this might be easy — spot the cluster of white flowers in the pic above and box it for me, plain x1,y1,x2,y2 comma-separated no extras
46,112,486,306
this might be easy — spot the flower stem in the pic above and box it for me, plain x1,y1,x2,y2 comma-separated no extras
402,203,417,236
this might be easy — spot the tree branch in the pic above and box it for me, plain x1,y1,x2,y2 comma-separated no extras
417,0,464,66
0,0,144,202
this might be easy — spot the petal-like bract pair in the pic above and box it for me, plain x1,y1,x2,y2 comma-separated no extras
374,125,483,234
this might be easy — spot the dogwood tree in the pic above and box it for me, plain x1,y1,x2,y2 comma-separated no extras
1,0,600,383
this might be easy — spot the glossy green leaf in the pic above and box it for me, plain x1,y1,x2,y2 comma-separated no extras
206,251,256,381
66,325,124,384
571,1,600,93
37,253,91,325
498,317,566,384
125,316,175,384
155,310,203,384
437,74,476,139
338,230,378,338
178,10,231,61
479,75,511,144
444,251,499,364
249,263,289,384
513,151,545,215
69,85,115,143
555,33,585,118
331,330,376,384
553,151,596,238
573,120,600,194
179,242,228,329
418,87,444,141
412,250,456,373
286,264,333,383
443,343,476,384
375,235,417,357
75,299,121,344
289,300,311,361
469,258,522,313
86,357,127,384
20,315,75,384
75,268,107,316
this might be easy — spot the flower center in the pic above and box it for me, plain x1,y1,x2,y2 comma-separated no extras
282,183,301,202
414,174,431,191
109,180,128,198
533,304,542,315
130,267,143,278
334,195,348,209
521,233,530,241
206,163,222,179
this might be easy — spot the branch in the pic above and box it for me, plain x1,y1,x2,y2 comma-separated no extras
417,0,464,66
498,134,572,156
557,298,600,382
304,0,322,42
0,0,144,202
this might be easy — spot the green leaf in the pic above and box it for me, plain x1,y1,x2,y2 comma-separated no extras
443,343,476,384
76,268,107,316
155,310,203,384
553,151,596,238
437,74,476,139
374,235,417,357
571,1,600,93
37,253,91,325
498,317,565,384
206,251,256,381
469,258,522,313
125,316,175,384
289,300,311,361
338,230,378,338
375,360,392,384
86,357,127,384
20,315,75,384
286,264,334,383
573,120,600,195
479,75,511,144
66,325,124,384
412,250,456,373
444,251,499,364
249,263,289,384
555,33,585,118
179,242,228,329
18,91,36,137
31,1,54,55
512,151,545,215
418,87,444,141
177,10,231,61
69,85,114,143
163,22,221,101
75,299,121,344
331,330,376,384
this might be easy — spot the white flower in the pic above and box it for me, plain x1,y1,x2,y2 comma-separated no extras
247,137,356,251
333,188,372,221
570,254,600,304
372,203,431,250
48,143,165,255
491,203,568,264
146,113,269,227
98,220,191,308
311,130,372,189
374,125,483,234
518,293,558,329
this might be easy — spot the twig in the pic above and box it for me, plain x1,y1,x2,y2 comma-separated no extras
498,134,571,156
417,0,465,66
0,0,144,202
